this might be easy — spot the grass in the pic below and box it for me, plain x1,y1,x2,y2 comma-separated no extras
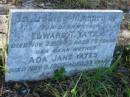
34,0,99,9
0,38,7,96
0,42,7,77
45,55,122,97
64,0,99,8
64,0,89,8
37,46,129,97
35,0,45,4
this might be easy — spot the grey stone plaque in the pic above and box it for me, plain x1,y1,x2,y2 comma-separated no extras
6,9,123,81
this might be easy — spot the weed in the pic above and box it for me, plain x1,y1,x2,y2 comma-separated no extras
0,29,7,79
122,45,130,64
45,54,122,97
127,88,130,97
53,67,66,81
71,73,82,96
128,23,130,31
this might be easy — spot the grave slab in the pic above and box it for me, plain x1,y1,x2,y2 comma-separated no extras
6,9,123,81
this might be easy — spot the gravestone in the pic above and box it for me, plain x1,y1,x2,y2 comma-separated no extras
6,9,123,81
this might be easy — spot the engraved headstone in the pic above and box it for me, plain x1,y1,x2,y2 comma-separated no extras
6,10,123,81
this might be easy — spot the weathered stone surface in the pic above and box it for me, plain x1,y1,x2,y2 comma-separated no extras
0,33,6,49
0,15,7,50
117,13,130,45
0,0,7,4
0,32,6,64
0,4,16,15
0,15,8,33
6,10,122,81
0,15,7,66
118,30,130,45
0,6,7,15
